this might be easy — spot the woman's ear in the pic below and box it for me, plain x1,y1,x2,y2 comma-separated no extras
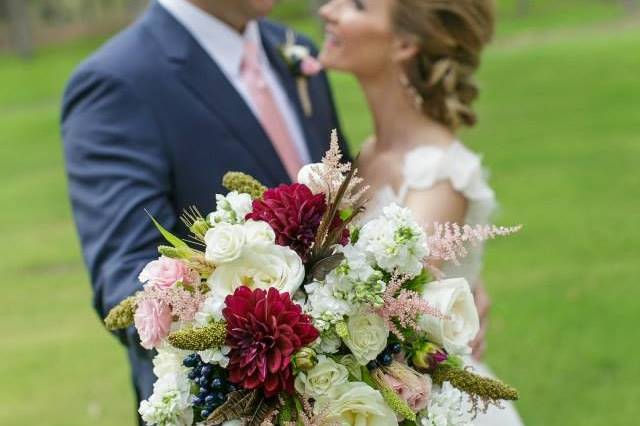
392,33,420,63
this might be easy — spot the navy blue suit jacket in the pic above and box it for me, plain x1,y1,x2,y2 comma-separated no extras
61,1,346,407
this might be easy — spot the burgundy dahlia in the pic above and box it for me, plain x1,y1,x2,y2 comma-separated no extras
246,183,326,261
223,286,319,397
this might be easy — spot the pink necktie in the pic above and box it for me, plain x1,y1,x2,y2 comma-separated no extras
241,41,303,181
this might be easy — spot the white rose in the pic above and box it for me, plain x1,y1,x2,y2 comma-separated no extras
208,244,304,297
283,44,311,60
243,220,276,247
342,312,389,365
204,223,245,264
315,382,399,426
418,278,479,356
295,355,349,398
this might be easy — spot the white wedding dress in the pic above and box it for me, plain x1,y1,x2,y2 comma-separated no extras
364,141,524,426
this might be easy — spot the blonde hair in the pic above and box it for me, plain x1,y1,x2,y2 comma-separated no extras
394,0,495,128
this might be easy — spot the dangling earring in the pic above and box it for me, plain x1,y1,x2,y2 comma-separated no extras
400,74,424,111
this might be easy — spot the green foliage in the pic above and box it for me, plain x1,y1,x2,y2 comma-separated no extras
404,269,430,293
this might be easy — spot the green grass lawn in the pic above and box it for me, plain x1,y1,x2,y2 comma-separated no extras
1,3,638,425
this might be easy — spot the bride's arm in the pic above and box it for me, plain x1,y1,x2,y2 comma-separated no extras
404,182,489,361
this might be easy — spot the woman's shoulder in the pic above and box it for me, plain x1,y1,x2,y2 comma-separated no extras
402,141,495,201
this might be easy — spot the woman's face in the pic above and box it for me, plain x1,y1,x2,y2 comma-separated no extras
319,0,400,78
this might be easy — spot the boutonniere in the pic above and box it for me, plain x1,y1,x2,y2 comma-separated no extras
279,30,323,117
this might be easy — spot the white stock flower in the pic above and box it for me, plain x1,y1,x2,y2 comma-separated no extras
418,278,479,356
194,292,226,326
208,244,304,297
315,382,399,426
243,220,276,247
152,345,190,379
199,346,231,368
204,223,245,264
208,191,253,225
342,311,389,365
420,382,473,426
357,203,428,276
139,350,193,426
294,355,349,398
304,281,352,324
314,330,342,354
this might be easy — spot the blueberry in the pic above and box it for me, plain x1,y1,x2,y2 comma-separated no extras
389,342,402,354
183,354,198,368
201,365,213,377
366,360,379,370
199,387,209,398
378,351,393,366
210,377,224,391
212,392,226,405
201,409,212,418
192,396,203,406
198,375,210,387
188,369,198,380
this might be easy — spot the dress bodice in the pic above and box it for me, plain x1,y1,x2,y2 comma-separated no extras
363,141,497,284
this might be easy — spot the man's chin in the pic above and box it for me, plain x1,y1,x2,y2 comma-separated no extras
250,0,277,16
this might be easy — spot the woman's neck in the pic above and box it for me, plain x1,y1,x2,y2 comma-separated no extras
358,70,455,151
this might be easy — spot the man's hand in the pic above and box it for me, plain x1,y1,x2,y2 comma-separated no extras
471,279,491,361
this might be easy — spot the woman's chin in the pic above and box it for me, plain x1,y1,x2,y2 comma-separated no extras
319,52,346,73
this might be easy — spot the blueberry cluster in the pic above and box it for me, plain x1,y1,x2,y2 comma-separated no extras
183,354,236,419
367,342,403,370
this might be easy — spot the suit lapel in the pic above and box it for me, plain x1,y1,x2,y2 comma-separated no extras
144,3,290,185
259,23,327,163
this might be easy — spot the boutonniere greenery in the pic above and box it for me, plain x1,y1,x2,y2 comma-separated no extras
279,30,323,117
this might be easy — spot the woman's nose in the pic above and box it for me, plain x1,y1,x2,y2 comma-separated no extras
319,0,339,23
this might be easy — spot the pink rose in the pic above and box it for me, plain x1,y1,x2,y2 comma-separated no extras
405,373,431,412
134,298,172,349
138,256,197,289
382,362,432,413
300,56,323,77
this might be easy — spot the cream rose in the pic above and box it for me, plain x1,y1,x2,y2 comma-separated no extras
295,355,349,398
208,244,304,297
342,312,389,365
418,278,480,356
204,223,245,264
243,220,276,247
315,382,399,426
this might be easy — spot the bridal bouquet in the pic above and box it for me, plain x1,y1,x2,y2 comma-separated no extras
105,132,521,426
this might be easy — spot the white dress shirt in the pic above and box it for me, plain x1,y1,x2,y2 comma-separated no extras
158,0,311,164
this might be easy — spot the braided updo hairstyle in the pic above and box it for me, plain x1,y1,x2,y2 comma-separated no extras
394,0,495,129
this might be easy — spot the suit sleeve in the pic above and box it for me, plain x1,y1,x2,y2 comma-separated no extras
61,69,176,334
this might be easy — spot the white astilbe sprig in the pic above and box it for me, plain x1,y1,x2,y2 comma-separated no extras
426,222,522,265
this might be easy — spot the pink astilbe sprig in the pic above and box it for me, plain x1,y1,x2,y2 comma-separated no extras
373,273,447,341
426,223,523,265
307,129,368,207
138,285,206,323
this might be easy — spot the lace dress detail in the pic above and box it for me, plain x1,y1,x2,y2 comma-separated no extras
365,141,497,285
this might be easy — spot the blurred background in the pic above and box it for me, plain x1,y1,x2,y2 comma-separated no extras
0,0,638,425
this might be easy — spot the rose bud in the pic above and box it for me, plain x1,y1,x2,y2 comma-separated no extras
412,342,448,372
292,347,318,372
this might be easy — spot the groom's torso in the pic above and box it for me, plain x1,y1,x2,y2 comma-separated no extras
72,2,340,218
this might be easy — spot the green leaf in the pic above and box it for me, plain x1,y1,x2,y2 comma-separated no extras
404,269,430,293
145,210,189,250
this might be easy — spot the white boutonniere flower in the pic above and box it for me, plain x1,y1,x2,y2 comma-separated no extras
279,30,323,117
